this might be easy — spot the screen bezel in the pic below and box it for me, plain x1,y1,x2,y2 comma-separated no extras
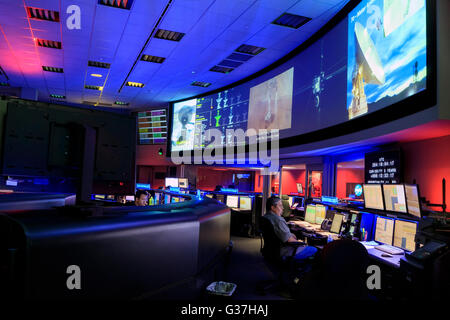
167,0,437,158
374,216,395,246
363,184,385,211
382,184,408,214
393,218,418,252
226,195,239,208
404,184,422,219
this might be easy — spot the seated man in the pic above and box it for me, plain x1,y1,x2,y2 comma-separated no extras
125,190,149,206
264,196,317,259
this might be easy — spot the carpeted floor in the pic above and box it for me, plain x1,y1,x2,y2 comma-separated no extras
224,236,290,300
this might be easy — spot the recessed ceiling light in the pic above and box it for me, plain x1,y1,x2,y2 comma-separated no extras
90,73,102,77
126,81,144,88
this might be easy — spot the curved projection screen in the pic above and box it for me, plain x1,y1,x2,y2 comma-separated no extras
169,0,428,152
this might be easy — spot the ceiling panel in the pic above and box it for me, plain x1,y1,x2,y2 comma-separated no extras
0,0,350,109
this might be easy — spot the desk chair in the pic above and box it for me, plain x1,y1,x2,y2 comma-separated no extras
280,195,292,220
294,239,371,300
257,216,316,296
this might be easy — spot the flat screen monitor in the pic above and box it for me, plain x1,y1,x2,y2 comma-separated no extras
404,184,421,218
94,194,105,200
226,195,239,208
178,178,188,188
305,205,316,224
206,194,213,199
315,205,326,224
172,197,180,203
164,195,171,204
216,194,225,203
394,220,417,252
288,196,293,207
239,196,252,210
125,195,134,201
165,177,179,188
383,184,407,213
330,213,344,234
107,195,115,200
363,184,384,210
375,217,394,245
155,193,160,204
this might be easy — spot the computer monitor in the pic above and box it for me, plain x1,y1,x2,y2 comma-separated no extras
125,195,134,201
330,213,344,234
383,184,407,213
288,196,293,207
165,177,179,188
374,217,394,245
305,205,316,224
164,195,171,204
315,205,326,224
363,184,384,210
216,194,225,203
226,195,239,208
404,184,422,218
239,196,252,210
173,197,180,203
205,194,213,199
178,178,188,188
394,220,417,252
94,194,106,200
107,195,115,200
155,193,160,204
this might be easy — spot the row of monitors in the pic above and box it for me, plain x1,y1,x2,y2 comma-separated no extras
304,204,350,234
165,177,188,188
375,217,417,252
363,184,421,218
205,194,253,211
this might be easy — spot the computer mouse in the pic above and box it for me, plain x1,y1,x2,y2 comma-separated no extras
381,253,392,258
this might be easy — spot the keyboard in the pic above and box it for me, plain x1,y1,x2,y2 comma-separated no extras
375,244,404,255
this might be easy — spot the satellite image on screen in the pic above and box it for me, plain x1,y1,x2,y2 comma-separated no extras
347,0,427,120
248,67,294,131
171,99,197,151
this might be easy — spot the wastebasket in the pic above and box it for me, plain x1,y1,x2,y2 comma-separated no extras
205,281,237,300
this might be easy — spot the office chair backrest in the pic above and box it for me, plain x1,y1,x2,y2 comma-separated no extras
280,195,291,218
259,216,283,261
320,239,369,298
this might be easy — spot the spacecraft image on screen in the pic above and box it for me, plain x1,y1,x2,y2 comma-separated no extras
248,67,294,131
171,99,197,151
347,0,427,120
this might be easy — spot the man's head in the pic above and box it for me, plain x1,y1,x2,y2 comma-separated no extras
135,190,149,206
266,196,283,216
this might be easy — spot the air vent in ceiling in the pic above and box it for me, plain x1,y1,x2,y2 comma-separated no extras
42,66,63,73
154,29,185,42
217,60,243,68
36,38,62,49
50,94,65,99
85,85,103,91
191,81,211,88
226,53,253,62
235,44,265,55
114,101,129,106
272,13,311,29
210,66,234,74
141,55,165,63
126,81,144,88
88,61,111,69
26,7,60,22
98,0,133,10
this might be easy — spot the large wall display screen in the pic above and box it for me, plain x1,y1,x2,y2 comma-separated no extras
169,0,429,153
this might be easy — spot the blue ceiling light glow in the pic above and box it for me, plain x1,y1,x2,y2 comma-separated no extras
0,0,350,108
